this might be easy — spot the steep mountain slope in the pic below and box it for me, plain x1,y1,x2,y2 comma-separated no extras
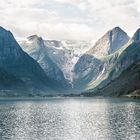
83,61,140,97
73,54,103,90
44,40,92,83
131,28,140,41
73,27,129,90
83,28,140,96
86,27,130,58
0,27,61,96
0,67,30,96
20,35,70,88
20,38,91,85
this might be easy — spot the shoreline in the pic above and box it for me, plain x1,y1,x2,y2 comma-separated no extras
0,96,139,101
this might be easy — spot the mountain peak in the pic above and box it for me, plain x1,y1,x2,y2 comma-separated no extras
27,35,44,47
112,26,122,30
0,26,12,35
27,35,42,41
107,26,127,36
86,27,129,58
132,28,140,42
0,26,9,31
0,26,21,55
0,26,6,31
115,26,121,29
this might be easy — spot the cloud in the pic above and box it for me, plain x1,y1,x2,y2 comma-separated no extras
0,0,140,40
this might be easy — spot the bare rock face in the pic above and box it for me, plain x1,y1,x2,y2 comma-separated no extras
73,54,103,90
82,28,140,97
89,61,140,97
86,27,129,58
21,35,66,81
73,27,129,90
20,37,91,88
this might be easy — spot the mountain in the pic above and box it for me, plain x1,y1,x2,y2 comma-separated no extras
0,67,30,96
73,27,129,90
82,28,140,97
0,27,62,96
1,26,138,97
73,54,103,90
43,40,92,84
83,61,140,97
20,35,70,88
131,28,140,42
86,27,130,58
20,38,91,85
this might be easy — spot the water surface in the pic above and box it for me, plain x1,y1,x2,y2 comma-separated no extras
0,97,139,140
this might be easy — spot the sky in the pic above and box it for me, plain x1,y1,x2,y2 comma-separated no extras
0,0,140,41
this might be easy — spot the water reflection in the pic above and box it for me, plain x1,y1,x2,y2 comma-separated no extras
0,98,139,140
106,101,140,140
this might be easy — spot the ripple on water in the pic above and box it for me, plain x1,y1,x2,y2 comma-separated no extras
0,98,139,140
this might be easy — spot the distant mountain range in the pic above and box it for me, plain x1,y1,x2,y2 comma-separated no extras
0,26,140,97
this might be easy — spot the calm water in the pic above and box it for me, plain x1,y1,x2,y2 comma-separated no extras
0,98,139,140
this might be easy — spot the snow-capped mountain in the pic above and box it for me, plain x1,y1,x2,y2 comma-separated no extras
1,25,140,97
86,27,130,59
20,27,130,92
73,27,130,90
44,40,92,84
20,37,92,85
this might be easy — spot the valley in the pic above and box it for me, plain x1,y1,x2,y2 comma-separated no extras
0,26,140,98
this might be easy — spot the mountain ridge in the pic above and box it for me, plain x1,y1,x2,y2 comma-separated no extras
86,27,130,59
0,26,140,97
81,28,140,97
0,27,67,96
20,35,71,89
73,27,130,90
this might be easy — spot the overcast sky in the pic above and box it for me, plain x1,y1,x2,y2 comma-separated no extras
0,0,140,41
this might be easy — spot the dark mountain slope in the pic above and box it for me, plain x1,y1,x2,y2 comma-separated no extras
85,61,140,97
0,27,63,96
